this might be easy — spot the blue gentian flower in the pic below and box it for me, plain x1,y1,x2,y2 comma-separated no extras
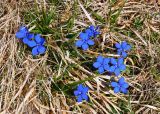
111,77,129,94
75,32,94,50
109,58,126,76
93,56,110,74
26,34,46,56
85,25,100,37
15,26,46,56
115,41,131,58
16,26,29,39
22,33,34,44
74,84,89,102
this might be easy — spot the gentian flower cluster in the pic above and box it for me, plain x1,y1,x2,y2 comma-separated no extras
111,77,129,94
93,57,126,76
115,41,131,58
91,40,131,94
74,84,89,102
15,24,132,103
93,55,129,94
16,26,46,56
75,25,100,50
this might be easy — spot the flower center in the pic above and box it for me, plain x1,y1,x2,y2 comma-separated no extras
78,91,82,95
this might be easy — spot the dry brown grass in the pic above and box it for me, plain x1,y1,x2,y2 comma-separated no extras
0,0,160,114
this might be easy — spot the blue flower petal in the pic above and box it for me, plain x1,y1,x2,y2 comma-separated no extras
83,87,89,93
85,29,93,37
77,84,83,91
115,43,121,48
16,32,26,39
81,94,88,101
119,64,126,71
40,37,46,45
104,64,110,71
98,67,104,74
118,77,125,84
16,26,28,39
89,25,95,30
20,26,28,33
38,46,46,54
77,95,83,102
27,33,34,39
93,62,101,68
103,58,110,64
110,58,117,65
109,66,116,72
27,41,37,48
75,40,83,47
114,87,120,93
121,83,129,88
118,58,124,65
35,34,42,43
121,41,127,49
111,82,118,87
114,68,121,76
97,56,103,63
117,49,122,55
22,37,30,44
125,45,131,51
74,90,79,96
120,87,128,94
121,51,127,58
85,29,92,33
79,32,89,40
82,43,89,50
87,40,94,45
32,46,39,56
